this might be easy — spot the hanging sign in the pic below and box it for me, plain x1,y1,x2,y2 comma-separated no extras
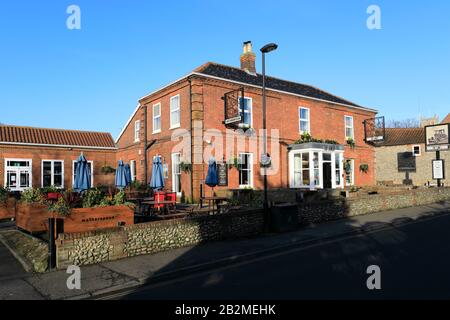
217,163,228,186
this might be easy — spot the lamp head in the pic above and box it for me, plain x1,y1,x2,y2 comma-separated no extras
260,43,278,53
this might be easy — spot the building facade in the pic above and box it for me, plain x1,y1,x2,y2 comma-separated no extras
376,115,450,186
116,42,378,201
0,126,117,191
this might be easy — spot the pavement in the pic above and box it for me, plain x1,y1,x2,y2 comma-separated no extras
0,201,449,300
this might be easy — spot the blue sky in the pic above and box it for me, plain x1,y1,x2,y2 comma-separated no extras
0,0,449,138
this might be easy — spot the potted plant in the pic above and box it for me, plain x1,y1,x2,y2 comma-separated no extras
0,187,15,220
346,138,356,149
179,162,192,174
100,165,116,175
359,164,369,173
16,188,49,233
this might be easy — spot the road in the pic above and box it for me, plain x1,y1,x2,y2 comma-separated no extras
106,213,450,300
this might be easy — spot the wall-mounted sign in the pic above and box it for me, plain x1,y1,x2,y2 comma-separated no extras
397,152,416,172
432,160,445,180
217,163,228,186
163,164,169,179
425,124,450,152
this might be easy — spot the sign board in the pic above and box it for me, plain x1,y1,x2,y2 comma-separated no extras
397,152,416,172
425,124,450,152
364,116,386,143
432,160,445,180
217,163,228,186
163,164,169,179
223,88,244,127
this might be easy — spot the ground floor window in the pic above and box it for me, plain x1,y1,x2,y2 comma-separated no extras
4,159,32,191
239,153,253,188
345,159,355,186
171,153,181,194
42,160,64,188
72,160,94,188
289,149,344,190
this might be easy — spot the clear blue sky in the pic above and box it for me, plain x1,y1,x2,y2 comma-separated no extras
1,0,449,138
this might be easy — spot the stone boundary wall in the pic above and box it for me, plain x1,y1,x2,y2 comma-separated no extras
56,209,263,268
298,187,450,225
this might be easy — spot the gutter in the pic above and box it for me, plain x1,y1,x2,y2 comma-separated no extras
188,77,194,203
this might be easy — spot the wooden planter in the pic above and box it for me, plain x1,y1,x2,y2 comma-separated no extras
16,203,50,233
16,203,134,234
60,205,134,234
0,198,16,220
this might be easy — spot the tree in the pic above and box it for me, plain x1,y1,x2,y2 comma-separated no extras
386,118,420,128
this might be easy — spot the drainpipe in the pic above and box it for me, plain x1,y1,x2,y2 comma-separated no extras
188,77,194,203
144,104,148,184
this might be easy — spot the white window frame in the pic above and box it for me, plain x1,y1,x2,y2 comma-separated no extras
238,97,253,128
299,107,310,134
345,115,354,140
72,160,94,188
130,160,137,181
238,152,253,188
152,103,162,134
134,120,141,142
4,158,33,192
412,145,421,157
170,95,181,129
171,153,182,195
41,160,65,188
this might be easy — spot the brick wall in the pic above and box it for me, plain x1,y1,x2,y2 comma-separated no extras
0,145,116,189
56,209,264,268
375,144,450,186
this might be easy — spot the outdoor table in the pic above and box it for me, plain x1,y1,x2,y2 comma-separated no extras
141,200,176,215
200,197,229,214
128,197,154,216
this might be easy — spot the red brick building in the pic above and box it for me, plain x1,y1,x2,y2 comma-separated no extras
0,125,117,191
116,42,378,201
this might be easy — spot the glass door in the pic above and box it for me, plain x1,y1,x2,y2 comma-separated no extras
5,159,32,191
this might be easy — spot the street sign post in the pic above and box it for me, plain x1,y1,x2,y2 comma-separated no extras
425,123,450,187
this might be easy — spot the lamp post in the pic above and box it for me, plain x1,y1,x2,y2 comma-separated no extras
260,43,278,232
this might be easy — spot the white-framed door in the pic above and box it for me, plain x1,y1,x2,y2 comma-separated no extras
171,153,182,196
4,158,33,192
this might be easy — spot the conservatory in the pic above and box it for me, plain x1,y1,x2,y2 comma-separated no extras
288,142,345,190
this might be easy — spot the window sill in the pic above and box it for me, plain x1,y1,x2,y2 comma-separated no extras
152,130,161,135
170,124,181,130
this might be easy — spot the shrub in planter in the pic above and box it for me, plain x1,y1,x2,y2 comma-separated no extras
21,188,45,204
0,187,15,220
48,197,71,216
16,188,49,233
82,188,104,208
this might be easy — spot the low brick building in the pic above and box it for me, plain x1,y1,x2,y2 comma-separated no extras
116,41,378,201
375,114,450,186
0,125,117,191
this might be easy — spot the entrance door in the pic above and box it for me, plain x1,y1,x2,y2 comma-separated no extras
5,159,32,192
323,162,332,189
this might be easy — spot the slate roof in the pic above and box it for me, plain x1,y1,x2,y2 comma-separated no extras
377,128,425,147
0,125,116,149
195,62,372,110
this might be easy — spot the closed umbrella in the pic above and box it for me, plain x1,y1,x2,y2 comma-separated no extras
73,154,91,193
150,156,165,191
115,160,128,190
205,157,218,197
124,164,132,185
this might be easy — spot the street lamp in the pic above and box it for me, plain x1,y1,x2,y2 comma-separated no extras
260,43,278,232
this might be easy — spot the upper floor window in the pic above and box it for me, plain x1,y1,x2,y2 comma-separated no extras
42,160,64,188
413,145,421,156
153,103,161,133
134,120,140,142
170,95,181,129
238,97,252,127
238,153,253,188
299,107,310,134
345,116,354,140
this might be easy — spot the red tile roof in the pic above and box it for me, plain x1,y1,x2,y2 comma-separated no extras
0,125,116,149
442,113,450,124
377,128,425,146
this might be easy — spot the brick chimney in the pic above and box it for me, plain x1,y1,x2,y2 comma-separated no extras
240,41,256,74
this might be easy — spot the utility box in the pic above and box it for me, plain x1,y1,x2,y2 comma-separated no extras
270,203,299,233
